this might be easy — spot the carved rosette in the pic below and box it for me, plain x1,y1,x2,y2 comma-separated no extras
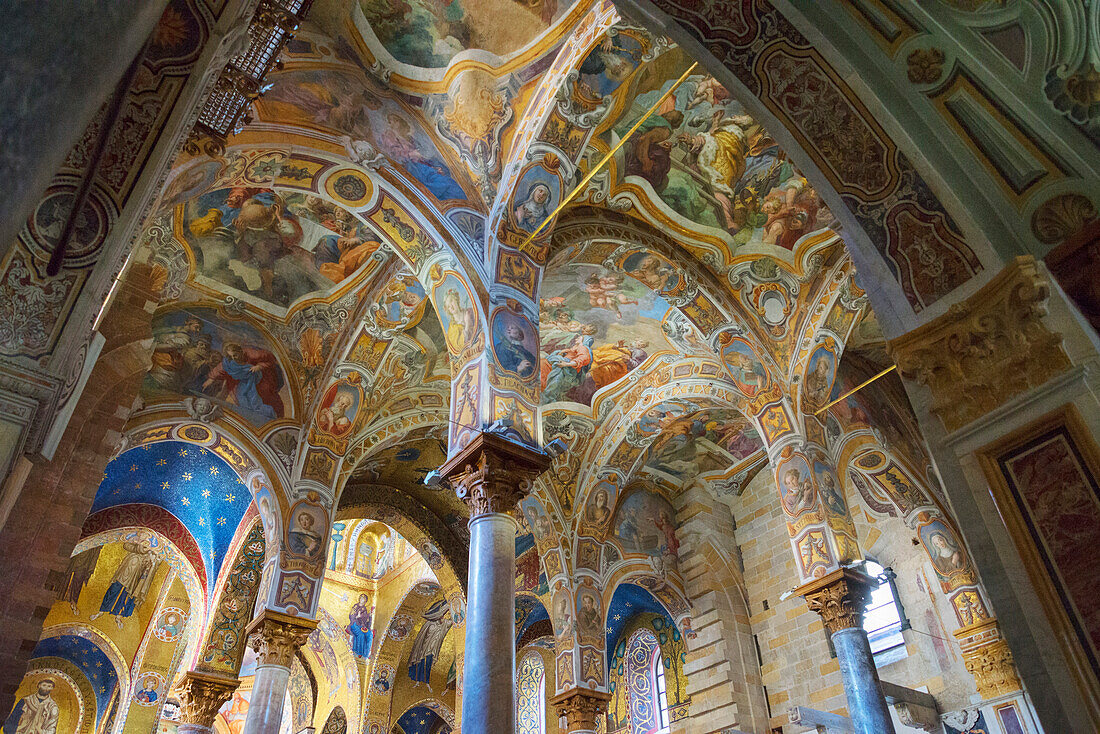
245,611,317,668
953,617,1022,699
889,256,1071,433
550,688,612,732
176,671,240,727
441,433,550,518
796,568,876,636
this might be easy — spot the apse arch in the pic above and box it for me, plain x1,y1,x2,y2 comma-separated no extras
31,628,129,730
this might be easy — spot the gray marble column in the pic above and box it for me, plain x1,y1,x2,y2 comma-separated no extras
241,611,316,734
464,512,519,731
2,0,167,254
832,627,896,734
798,568,896,734
441,433,550,734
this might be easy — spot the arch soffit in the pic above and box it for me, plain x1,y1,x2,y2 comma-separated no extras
117,413,290,552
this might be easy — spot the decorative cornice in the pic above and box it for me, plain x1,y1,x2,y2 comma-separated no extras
175,671,240,727
889,256,1071,433
550,688,612,732
244,610,317,668
440,432,550,518
953,617,1022,699
796,567,877,636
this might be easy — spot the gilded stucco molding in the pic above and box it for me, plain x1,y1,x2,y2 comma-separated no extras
953,617,1023,699
889,256,1071,433
796,567,876,636
175,671,240,727
244,610,317,668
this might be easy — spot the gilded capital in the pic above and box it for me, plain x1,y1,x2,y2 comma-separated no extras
796,567,876,636
245,610,317,668
889,256,1071,432
440,432,550,518
953,617,1022,699
175,671,239,727
551,688,612,732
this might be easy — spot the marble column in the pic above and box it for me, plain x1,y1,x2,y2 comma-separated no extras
176,671,240,734
551,688,612,734
240,611,316,734
797,568,896,734
441,433,550,734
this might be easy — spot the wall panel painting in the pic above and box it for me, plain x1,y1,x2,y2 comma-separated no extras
981,408,1100,700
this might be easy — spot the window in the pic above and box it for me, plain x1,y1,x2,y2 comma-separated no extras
652,654,671,734
625,629,673,734
516,650,545,734
863,560,908,664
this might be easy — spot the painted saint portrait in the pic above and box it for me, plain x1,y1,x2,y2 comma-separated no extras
721,339,768,398
813,460,847,517
804,342,838,410
576,588,602,643
491,309,539,380
432,274,478,354
584,481,615,528
143,307,289,427
552,587,574,641
920,521,969,579
287,504,326,563
133,676,160,706
316,382,362,437
778,454,817,517
511,166,560,234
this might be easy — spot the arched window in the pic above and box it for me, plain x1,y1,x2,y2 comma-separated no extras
625,629,672,734
516,650,545,734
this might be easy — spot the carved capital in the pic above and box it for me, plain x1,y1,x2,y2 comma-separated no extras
550,688,612,732
440,432,550,518
175,671,239,727
245,610,317,668
889,256,1071,432
953,617,1022,699
796,567,876,636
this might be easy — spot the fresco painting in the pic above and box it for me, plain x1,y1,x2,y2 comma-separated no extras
804,342,838,411
611,57,834,250
359,0,567,68
610,488,678,562
539,264,672,405
812,459,847,517
316,379,365,437
778,453,817,518
575,31,646,102
179,187,380,310
143,307,290,426
918,520,971,582
643,409,763,480
720,338,768,398
260,68,468,201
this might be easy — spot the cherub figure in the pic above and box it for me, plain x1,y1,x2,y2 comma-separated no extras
583,273,638,318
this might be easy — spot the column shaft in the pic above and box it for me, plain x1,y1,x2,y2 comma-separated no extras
832,628,896,734
463,512,519,732
240,664,291,734
798,568,896,734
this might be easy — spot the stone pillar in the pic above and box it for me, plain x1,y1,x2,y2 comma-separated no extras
441,433,549,734
797,568,896,734
551,688,611,734
176,671,240,734
240,611,316,734
953,618,1023,700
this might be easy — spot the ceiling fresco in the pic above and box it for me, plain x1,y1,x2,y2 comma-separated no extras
353,0,576,69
